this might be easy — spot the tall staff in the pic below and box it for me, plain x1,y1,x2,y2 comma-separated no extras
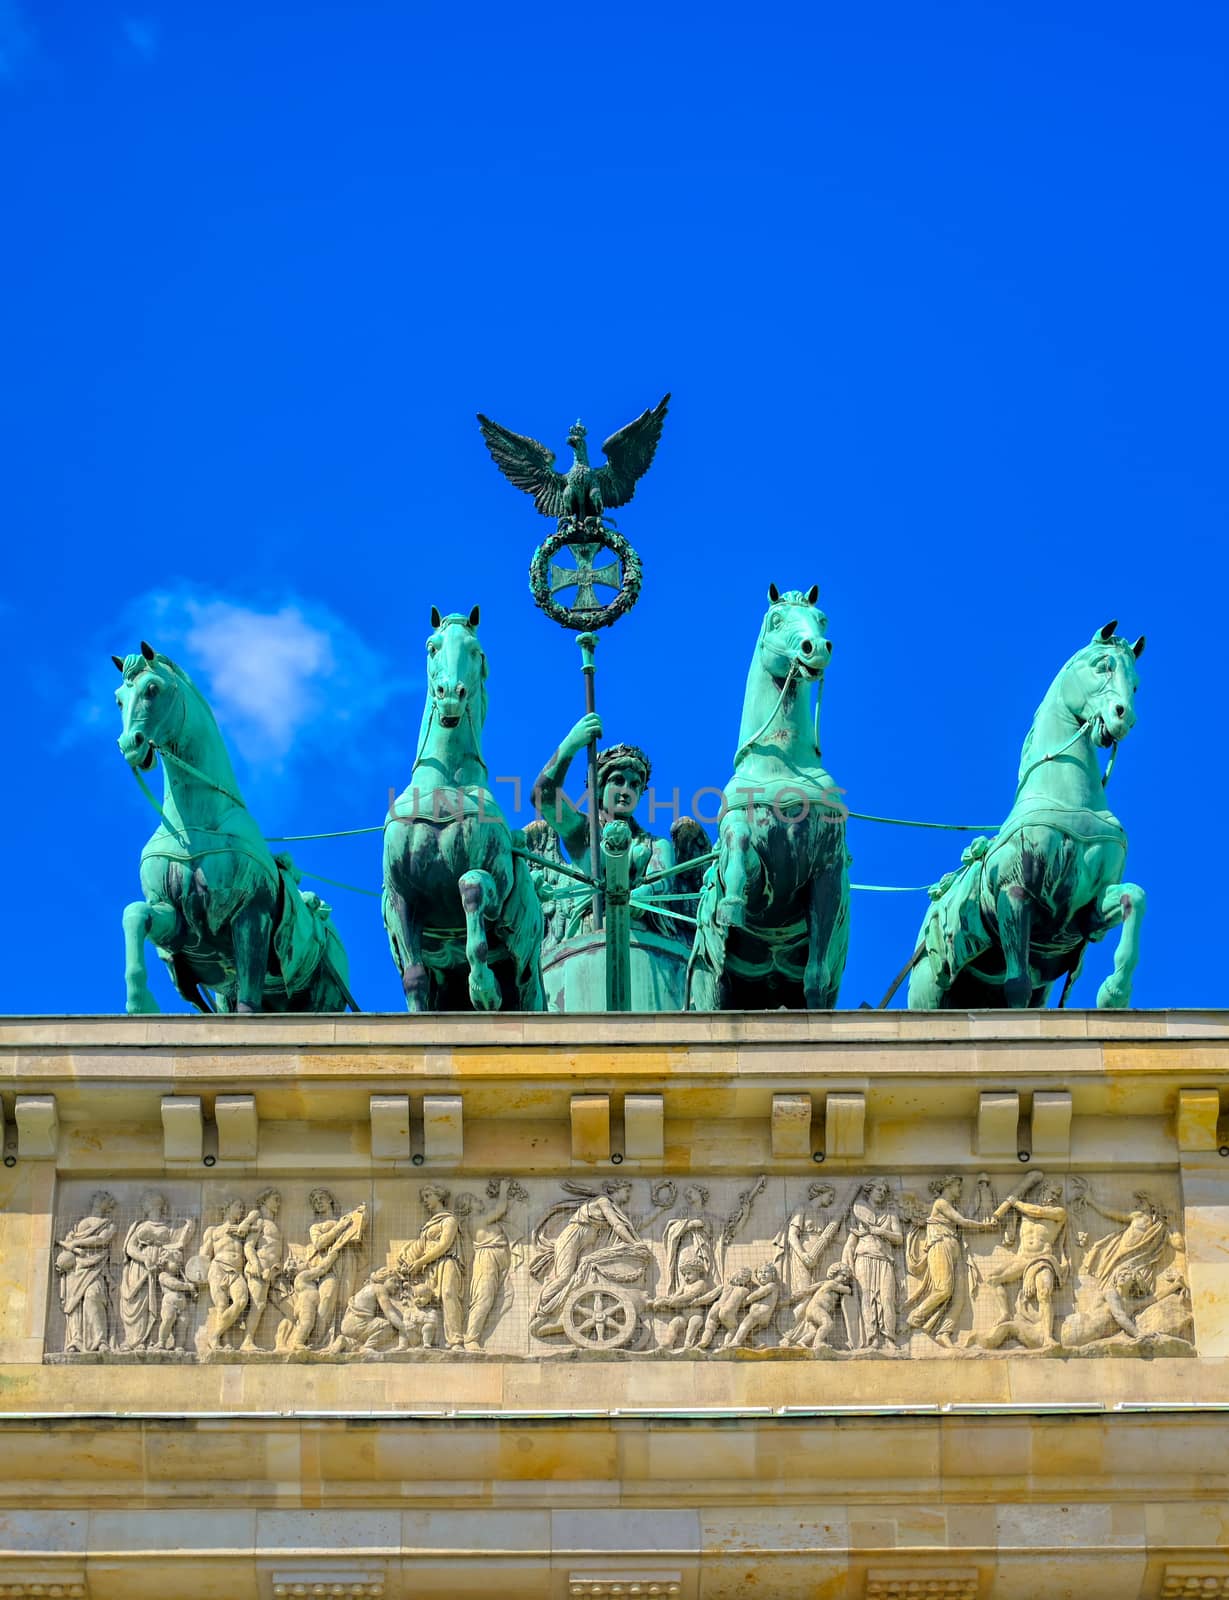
477,397,668,995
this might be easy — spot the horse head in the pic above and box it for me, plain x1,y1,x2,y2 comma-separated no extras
760,583,831,683
112,641,185,771
1061,620,1145,747
426,604,487,731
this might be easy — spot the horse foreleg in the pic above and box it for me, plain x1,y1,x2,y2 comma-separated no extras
459,869,500,1011
386,888,430,1011
122,899,176,1015
997,885,1034,1008
716,811,757,929
230,903,273,1014
804,864,847,1010
1094,881,1146,1009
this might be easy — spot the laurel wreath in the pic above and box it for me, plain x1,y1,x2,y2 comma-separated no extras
528,521,644,631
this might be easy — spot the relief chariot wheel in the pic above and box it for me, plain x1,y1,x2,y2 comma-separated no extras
561,1283,640,1351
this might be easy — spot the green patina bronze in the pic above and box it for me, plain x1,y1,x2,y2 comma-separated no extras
478,397,669,528
526,718,709,1012
382,607,544,1012
113,643,353,1014
687,586,850,1011
907,622,1146,1010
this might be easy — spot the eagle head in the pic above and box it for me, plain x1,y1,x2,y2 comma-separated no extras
567,419,588,451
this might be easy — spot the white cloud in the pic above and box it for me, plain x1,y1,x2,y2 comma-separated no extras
0,1,36,82
121,16,158,63
70,588,413,775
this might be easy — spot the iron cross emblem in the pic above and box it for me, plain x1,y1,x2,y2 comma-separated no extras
549,542,622,612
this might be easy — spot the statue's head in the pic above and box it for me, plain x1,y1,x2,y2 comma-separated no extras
567,419,588,452
308,1187,336,1217
680,1259,708,1283
1059,622,1145,747
761,584,831,683
597,743,651,820
112,642,184,771
931,1173,962,1201
256,1187,281,1216
729,1267,754,1287
139,1190,167,1220
426,605,486,730
419,1183,450,1212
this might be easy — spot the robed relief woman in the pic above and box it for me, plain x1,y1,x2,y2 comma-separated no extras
119,1191,195,1350
57,1192,118,1353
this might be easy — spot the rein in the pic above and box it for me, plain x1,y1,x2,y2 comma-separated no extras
733,662,803,769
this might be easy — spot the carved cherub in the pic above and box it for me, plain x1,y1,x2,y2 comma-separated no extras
697,1267,756,1350
781,1262,855,1351
729,1262,784,1348
647,1259,721,1350
155,1245,197,1351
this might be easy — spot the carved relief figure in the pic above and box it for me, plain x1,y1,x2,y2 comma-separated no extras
398,1184,466,1350
663,1177,766,1299
979,1179,1070,1349
284,1189,367,1352
120,1191,195,1351
339,1267,413,1354
462,1179,526,1352
401,1280,443,1347
56,1191,118,1354
239,1188,287,1353
841,1179,903,1350
529,1179,657,1346
775,1181,848,1339
904,1175,999,1347
199,1197,252,1352
155,1246,197,1350
1070,1182,1179,1291
729,1262,784,1348
647,1259,721,1350
781,1261,855,1351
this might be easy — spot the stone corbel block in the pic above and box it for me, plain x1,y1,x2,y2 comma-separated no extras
422,1094,463,1163
214,1093,258,1161
570,1093,611,1164
370,1093,411,1161
771,1093,813,1159
1030,1090,1072,1157
975,1091,1020,1158
161,1094,204,1163
824,1091,865,1158
623,1093,664,1161
1177,1088,1222,1153
14,1093,58,1159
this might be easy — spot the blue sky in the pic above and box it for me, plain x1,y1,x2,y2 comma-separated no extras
2,1,1225,1013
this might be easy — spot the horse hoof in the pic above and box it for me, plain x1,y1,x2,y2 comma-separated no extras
125,992,160,1015
468,972,501,1011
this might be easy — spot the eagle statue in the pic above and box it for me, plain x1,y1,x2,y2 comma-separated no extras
477,395,670,524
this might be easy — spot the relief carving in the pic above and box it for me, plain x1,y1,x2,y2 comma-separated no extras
55,1190,118,1354
45,1169,1195,1362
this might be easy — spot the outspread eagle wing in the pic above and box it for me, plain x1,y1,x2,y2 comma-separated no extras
476,414,569,518
593,392,670,510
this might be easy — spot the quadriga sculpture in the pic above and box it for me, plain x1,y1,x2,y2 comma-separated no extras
687,585,850,1009
908,622,1145,1010
113,644,353,1013
382,607,544,1010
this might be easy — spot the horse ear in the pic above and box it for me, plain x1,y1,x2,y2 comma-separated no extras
1095,620,1118,644
767,582,780,603
140,640,156,661
806,584,819,605
468,604,481,627
1132,634,1146,658
111,654,125,673
430,606,442,629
